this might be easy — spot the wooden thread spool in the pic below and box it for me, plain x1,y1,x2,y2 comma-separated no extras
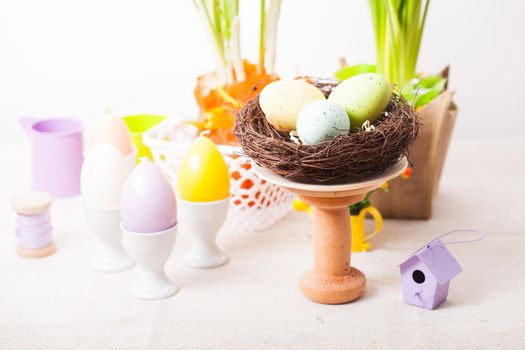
292,192,369,304
11,192,56,258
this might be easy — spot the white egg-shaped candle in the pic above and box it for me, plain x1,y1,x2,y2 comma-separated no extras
296,100,350,145
81,144,130,209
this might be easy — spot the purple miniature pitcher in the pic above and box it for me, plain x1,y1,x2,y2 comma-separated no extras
20,117,84,198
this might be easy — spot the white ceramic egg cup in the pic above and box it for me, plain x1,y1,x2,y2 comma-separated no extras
84,146,137,170
122,224,178,300
84,206,135,273
178,197,230,269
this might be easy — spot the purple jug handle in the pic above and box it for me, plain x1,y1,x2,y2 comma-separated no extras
19,117,40,135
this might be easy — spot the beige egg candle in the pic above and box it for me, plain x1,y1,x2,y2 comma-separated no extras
86,113,137,169
177,136,231,269
80,144,134,272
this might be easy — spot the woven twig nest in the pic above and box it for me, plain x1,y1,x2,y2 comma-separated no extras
234,78,421,183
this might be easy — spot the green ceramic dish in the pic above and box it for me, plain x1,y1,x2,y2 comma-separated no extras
123,115,167,161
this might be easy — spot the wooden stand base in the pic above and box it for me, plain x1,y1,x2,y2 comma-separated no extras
253,159,407,305
297,193,367,304
17,243,56,258
301,268,366,304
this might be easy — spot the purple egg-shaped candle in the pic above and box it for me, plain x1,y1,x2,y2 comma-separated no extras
121,158,177,233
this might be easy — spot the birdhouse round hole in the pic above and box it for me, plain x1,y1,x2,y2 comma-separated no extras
412,270,425,284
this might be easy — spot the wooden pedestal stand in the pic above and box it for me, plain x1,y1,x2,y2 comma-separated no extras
253,159,407,304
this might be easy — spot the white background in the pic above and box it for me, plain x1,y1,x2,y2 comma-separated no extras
1,0,524,140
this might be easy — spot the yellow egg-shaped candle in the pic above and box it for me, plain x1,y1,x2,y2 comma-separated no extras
177,137,230,202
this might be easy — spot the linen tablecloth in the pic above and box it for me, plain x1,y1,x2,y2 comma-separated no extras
1,137,524,349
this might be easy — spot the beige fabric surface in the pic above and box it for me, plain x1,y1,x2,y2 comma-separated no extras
1,137,524,349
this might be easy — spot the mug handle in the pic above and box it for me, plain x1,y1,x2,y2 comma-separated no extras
293,198,314,217
18,117,40,135
361,206,383,242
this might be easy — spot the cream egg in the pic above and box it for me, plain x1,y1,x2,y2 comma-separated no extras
259,79,325,132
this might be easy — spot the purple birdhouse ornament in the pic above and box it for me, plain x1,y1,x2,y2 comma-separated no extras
400,237,467,310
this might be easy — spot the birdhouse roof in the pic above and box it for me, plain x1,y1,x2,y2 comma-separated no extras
402,240,463,284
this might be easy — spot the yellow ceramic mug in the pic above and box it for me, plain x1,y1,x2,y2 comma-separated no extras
294,198,383,252
350,206,383,252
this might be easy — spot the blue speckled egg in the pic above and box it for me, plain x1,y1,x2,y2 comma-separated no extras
296,100,350,145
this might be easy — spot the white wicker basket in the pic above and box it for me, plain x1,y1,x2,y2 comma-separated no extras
143,118,293,233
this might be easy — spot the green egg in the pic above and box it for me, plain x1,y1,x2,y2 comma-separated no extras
328,73,391,128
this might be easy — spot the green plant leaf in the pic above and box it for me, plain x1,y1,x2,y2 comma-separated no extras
368,0,430,88
335,64,376,81
418,74,442,88
413,89,438,107
349,198,371,216
402,75,446,107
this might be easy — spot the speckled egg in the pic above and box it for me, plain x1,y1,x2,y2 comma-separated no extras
328,73,391,128
296,100,350,145
259,79,325,132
